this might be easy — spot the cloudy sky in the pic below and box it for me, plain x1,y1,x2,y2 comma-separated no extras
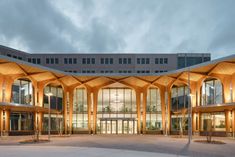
0,0,234,59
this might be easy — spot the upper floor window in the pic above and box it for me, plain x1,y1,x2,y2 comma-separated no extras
137,58,150,64
100,58,113,64
11,78,33,105
171,85,189,112
119,58,131,64
82,58,95,64
201,79,222,106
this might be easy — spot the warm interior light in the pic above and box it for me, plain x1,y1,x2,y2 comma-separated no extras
46,92,53,96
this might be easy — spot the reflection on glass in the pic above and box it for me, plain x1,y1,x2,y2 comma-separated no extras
146,88,162,131
200,112,225,131
73,88,88,130
43,85,63,110
11,79,33,105
201,79,223,106
10,112,34,131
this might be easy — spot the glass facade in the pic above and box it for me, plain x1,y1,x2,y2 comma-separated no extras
11,78,33,105
44,85,63,111
72,88,88,131
171,85,189,131
10,112,34,131
146,88,162,131
97,88,137,134
200,112,225,131
43,114,63,132
201,79,223,106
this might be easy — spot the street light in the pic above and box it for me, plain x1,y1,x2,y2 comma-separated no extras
46,92,53,141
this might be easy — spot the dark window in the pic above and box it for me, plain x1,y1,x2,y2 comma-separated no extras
164,58,168,64
110,58,113,64
87,58,90,64
146,58,150,64
119,58,122,64
69,58,72,64
128,70,132,73
64,58,68,64
82,58,86,64
123,58,127,64
155,70,159,73
101,58,104,64
204,57,210,62
55,58,59,64
37,58,41,64
73,58,77,64
92,58,95,64
18,57,22,60
160,58,163,64
155,58,159,64
13,55,17,59
28,58,32,63
46,58,50,64
32,58,36,64
50,58,54,64
105,58,109,64
137,58,141,64
7,54,11,57
128,58,131,64
177,57,185,69
141,58,145,64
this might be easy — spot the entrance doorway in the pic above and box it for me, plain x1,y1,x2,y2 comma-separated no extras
99,118,137,134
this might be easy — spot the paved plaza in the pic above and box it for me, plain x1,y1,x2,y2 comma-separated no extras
0,135,235,157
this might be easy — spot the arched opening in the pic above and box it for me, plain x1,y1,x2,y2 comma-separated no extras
42,83,63,134
200,78,225,135
10,78,34,135
72,87,88,133
11,78,33,105
170,85,189,134
146,87,162,132
201,78,223,106
97,83,137,134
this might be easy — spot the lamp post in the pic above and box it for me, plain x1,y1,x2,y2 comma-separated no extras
46,92,53,141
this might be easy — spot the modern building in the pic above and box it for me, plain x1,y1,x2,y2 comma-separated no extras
1,46,234,138
0,45,210,74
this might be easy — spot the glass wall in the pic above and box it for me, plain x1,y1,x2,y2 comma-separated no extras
171,85,189,131
200,112,225,131
146,88,162,131
44,85,63,111
11,78,33,105
97,88,137,134
10,112,34,131
201,79,223,106
43,114,63,132
72,88,88,131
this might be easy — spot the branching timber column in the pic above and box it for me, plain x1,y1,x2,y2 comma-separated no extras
87,89,92,134
92,89,98,134
167,86,171,134
68,89,73,135
136,90,141,134
142,89,147,134
159,86,166,134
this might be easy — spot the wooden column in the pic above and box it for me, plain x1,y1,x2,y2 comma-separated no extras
136,90,141,134
167,87,171,134
225,110,230,134
92,89,98,134
160,87,166,134
87,89,92,133
142,89,147,134
68,89,73,135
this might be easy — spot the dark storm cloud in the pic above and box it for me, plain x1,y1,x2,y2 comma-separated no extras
0,0,235,58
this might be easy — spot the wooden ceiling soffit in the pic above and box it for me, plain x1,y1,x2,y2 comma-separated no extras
59,75,79,86
208,62,235,75
155,76,175,86
0,62,25,75
30,71,56,82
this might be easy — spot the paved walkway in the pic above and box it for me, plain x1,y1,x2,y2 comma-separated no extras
1,135,235,157
0,146,186,157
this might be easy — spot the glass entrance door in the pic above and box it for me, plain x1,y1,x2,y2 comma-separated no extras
100,119,137,134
